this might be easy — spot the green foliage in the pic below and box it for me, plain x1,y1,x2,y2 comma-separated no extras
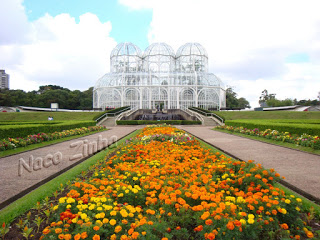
226,87,251,109
0,112,99,122
212,111,320,121
266,98,294,107
0,85,93,110
116,120,201,125
92,106,130,121
225,119,320,136
0,121,96,138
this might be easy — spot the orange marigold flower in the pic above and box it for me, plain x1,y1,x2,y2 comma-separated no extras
226,221,235,230
205,219,213,225
55,228,63,234
93,226,100,231
42,228,51,235
131,232,139,239
74,233,81,240
80,232,88,239
115,225,122,233
201,211,210,220
64,234,72,240
306,231,314,238
92,234,100,240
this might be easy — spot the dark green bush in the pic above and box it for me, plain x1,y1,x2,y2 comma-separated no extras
0,121,96,139
116,120,201,125
92,106,130,121
225,120,320,136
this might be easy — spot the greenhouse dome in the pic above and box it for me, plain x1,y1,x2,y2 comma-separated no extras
93,42,226,110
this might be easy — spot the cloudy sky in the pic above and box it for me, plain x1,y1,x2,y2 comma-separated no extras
1,0,320,108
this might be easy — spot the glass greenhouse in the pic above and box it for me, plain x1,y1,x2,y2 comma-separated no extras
93,42,226,110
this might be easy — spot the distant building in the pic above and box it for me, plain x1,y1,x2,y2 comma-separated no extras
0,70,9,89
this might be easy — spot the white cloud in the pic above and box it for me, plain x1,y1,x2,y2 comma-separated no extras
0,1,117,91
120,0,320,108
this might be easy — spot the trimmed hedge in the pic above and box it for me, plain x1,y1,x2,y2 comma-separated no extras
0,121,96,139
92,106,130,121
225,119,320,136
189,107,226,122
116,120,201,125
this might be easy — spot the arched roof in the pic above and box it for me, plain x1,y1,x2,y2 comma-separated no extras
176,42,208,58
143,42,175,58
110,42,142,58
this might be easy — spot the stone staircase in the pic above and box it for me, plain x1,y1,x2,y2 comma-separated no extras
98,117,117,127
201,116,220,126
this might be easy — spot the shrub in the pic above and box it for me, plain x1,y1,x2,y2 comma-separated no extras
116,120,201,125
0,121,96,139
225,120,320,136
92,106,130,121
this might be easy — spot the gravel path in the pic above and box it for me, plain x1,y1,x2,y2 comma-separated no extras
0,126,141,208
180,126,320,201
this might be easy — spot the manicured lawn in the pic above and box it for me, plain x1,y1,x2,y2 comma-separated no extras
213,111,320,121
0,112,100,122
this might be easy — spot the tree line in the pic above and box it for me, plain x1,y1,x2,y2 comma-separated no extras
259,89,320,107
0,85,93,110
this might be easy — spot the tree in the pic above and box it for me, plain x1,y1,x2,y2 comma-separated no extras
259,89,276,107
0,85,94,110
226,87,251,109
238,97,251,109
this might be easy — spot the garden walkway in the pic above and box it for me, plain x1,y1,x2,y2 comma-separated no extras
180,126,320,202
0,126,142,209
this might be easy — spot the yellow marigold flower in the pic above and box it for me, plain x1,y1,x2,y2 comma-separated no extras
120,209,128,218
110,219,117,226
240,219,246,225
66,198,75,204
110,211,117,216
285,199,291,204
248,214,255,219
296,198,302,203
248,218,254,224
103,218,109,224
80,213,87,220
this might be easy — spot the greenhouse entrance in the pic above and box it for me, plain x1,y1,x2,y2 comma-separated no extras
153,101,166,111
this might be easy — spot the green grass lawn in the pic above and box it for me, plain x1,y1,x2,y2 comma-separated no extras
214,110,320,120
0,112,100,122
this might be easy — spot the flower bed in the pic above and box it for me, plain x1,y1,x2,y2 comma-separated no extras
0,126,106,151
37,125,316,239
216,125,320,150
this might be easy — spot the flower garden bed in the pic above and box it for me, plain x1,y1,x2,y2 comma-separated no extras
215,125,320,150
0,126,106,152
1,125,319,239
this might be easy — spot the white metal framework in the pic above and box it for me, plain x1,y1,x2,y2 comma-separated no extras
93,42,226,110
